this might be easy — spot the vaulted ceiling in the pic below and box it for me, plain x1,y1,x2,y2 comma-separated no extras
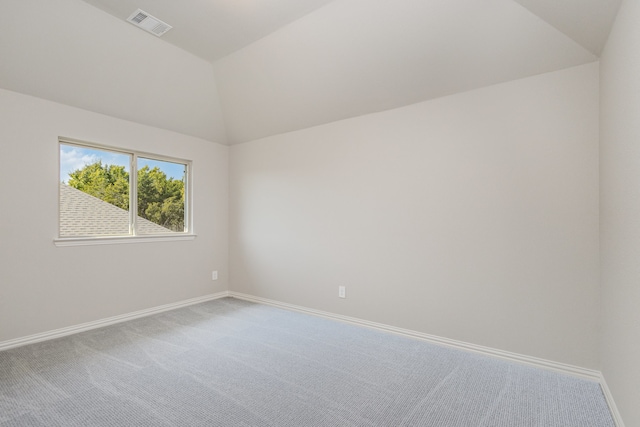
512,0,622,55
1,0,623,144
81,0,338,62
82,0,620,61
211,0,612,143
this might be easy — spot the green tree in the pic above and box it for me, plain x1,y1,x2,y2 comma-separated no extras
67,162,185,232
137,165,185,231
67,161,129,210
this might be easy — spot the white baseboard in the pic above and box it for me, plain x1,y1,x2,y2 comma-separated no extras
229,291,600,381
599,374,626,427
0,291,230,352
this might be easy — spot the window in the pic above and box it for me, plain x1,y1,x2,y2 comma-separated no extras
58,138,192,243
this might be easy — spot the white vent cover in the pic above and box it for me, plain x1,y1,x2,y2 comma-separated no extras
126,9,172,37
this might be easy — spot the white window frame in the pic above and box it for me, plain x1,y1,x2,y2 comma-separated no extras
55,137,195,247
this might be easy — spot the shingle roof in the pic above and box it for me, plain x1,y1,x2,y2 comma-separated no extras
59,183,173,236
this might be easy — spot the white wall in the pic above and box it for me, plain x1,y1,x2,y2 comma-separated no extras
0,0,226,143
600,0,640,424
229,63,600,368
0,88,229,343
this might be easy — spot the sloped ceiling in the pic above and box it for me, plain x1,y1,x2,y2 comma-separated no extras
0,0,228,143
81,0,336,62
2,0,622,144
513,0,622,55
213,0,603,143
82,0,621,62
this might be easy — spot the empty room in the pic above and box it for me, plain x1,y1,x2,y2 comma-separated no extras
0,0,638,426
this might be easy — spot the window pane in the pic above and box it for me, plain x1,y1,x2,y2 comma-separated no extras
59,144,131,237
136,157,186,234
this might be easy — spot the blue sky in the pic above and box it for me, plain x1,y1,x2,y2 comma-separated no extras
60,145,185,183
138,157,186,180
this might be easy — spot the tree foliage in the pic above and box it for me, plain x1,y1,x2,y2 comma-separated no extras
66,161,185,232
68,162,130,210
136,165,185,231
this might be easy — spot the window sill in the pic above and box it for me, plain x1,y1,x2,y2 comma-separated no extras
54,234,196,247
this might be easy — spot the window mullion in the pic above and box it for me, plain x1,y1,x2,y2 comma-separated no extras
131,153,137,236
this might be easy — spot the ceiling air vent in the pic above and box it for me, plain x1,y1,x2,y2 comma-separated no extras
126,9,172,37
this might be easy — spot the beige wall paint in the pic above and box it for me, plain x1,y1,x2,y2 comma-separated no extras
229,63,600,368
0,88,229,343
600,0,640,424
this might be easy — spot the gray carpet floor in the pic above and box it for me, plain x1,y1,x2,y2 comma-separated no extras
0,297,615,426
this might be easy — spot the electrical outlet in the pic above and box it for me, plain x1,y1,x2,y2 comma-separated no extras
212,271,218,280
338,286,346,298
